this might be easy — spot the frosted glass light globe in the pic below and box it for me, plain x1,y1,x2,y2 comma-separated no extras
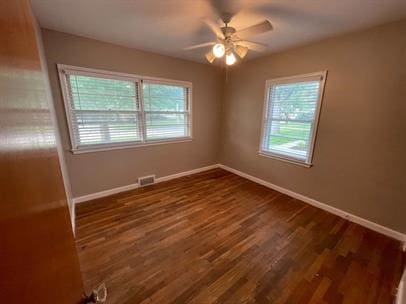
212,43,225,58
226,53,236,65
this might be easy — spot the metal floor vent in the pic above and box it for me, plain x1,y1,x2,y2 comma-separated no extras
138,175,155,187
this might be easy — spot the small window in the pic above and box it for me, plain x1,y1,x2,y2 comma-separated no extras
58,65,192,152
260,71,327,166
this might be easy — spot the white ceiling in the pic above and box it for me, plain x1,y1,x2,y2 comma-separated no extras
32,0,406,64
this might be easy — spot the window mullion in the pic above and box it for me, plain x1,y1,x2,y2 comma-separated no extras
138,80,147,142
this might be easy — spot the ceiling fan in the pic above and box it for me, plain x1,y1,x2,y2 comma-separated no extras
184,13,273,65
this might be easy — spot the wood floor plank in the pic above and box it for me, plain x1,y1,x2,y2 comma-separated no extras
75,168,405,303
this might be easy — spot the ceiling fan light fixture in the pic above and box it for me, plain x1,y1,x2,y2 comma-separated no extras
185,15,272,65
225,52,236,66
212,43,225,58
205,50,216,63
235,45,248,59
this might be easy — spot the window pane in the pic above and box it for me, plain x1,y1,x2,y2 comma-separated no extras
266,121,312,160
142,81,190,141
72,111,141,146
143,83,186,111
269,81,319,121
145,113,188,140
69,75,137,111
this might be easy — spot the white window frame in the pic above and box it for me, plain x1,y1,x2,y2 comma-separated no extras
259,71,327,167
57,64,192,154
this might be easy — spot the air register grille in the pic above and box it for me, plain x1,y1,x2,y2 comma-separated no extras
138,175,155,187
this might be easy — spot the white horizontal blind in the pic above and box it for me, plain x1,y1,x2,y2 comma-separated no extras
142,81,190,140
59,66,192,151
66,73,141,149
261,73,326,164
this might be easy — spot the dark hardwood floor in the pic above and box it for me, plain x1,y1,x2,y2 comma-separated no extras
75,169,404,304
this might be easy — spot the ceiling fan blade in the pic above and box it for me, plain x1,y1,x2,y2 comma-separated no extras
237,41,267,52
203,18,225,39
251,4,331,27
235,20,273,38
183,42,215,51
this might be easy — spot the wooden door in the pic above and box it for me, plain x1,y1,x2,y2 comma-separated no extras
0,1,84,303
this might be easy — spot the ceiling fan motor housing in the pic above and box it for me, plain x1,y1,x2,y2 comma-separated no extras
221,26,236,38
224,36,235,54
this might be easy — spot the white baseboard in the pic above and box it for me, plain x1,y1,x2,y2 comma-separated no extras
155,164,218,183
218,164,406,244
72,164,219,204
71,202,75,235
73,181,139,204
397,270,406,304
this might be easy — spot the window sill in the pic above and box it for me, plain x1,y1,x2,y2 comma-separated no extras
70,138,192,154
258,151,312,168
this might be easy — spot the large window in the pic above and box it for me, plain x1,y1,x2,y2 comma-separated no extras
260,71,327,166
58,65,191,153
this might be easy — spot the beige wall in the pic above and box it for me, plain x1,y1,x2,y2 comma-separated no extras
220,20,406,233
43,20,405,233
42,29,224,197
